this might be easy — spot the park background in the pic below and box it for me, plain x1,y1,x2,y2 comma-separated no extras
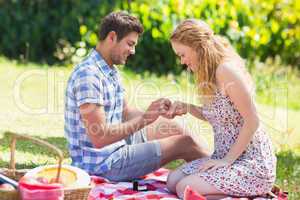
0,0,299,199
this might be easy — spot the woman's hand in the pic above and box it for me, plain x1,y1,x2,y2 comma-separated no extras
199,158,233,172
163,101,188,119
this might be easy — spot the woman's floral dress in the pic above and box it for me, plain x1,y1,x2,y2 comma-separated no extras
180,91,277,196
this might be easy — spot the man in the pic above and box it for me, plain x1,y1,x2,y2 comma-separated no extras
64,11,209,181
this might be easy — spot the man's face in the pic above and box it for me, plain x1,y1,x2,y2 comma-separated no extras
110,32,139,65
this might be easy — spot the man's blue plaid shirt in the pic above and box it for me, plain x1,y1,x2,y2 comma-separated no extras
64,49,126,174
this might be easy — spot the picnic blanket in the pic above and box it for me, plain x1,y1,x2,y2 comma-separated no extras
88,168,287,200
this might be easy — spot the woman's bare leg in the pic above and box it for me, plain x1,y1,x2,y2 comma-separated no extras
176,174,224,199
166,168,187,193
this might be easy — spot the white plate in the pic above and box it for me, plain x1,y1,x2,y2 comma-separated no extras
24,164,90,188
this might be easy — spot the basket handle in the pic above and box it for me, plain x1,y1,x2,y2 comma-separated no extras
6,131,64,184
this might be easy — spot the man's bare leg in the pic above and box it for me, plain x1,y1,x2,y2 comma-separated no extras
146,117,210,158
157,134,209,165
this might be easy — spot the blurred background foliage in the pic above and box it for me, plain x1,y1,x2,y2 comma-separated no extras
0,0,299,75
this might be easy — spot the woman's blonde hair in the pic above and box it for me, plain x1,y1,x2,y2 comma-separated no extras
170,19,243,104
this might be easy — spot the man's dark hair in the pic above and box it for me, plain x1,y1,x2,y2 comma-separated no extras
99,11,144,41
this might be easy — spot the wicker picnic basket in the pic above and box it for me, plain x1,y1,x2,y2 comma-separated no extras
0,132,92,200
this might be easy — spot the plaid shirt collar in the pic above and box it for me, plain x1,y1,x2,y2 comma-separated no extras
90,49,118,77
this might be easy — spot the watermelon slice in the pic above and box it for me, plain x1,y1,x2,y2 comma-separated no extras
183,185,207,200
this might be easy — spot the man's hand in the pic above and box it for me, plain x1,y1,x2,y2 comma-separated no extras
163,101,188,119
142,98,171,125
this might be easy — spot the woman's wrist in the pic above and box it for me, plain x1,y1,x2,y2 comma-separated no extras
223,156,235,164
199,106,203,114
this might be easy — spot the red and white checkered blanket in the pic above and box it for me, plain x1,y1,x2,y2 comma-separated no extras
88,168,287,200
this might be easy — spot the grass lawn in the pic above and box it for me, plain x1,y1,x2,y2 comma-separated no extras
0,58,299,199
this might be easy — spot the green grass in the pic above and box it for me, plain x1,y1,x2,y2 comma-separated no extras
275,151,300,200
250,58,300,111
0,57,299,199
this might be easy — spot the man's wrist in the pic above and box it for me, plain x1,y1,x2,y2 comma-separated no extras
139,114,151,127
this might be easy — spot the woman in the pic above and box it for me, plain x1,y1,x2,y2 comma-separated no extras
165,19,276,199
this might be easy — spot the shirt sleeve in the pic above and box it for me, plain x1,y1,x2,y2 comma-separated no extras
73,70,104,107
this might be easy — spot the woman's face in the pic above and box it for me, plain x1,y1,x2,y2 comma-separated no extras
171,41,199,72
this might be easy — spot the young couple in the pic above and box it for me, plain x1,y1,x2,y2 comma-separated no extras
64,11,276,198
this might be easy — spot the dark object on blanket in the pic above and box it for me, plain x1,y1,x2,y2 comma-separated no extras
132,180,147,191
